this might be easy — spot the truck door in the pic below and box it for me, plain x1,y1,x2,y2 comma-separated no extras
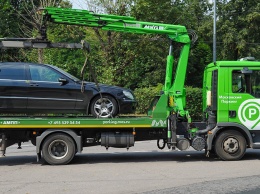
228,68,260,130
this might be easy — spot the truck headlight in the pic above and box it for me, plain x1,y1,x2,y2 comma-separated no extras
123,90,134,100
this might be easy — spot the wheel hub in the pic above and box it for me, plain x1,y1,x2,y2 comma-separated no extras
94,98,114,118
223,137,239,153
48,140,68,159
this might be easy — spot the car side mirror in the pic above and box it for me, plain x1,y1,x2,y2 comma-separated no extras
58,78,68,85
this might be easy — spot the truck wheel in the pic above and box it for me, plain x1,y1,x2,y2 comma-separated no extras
42,133,76,165
215,130,246,161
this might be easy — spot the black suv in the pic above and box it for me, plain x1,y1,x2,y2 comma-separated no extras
0,62,136,118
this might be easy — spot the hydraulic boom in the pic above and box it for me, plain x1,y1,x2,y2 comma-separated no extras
42,7,192,119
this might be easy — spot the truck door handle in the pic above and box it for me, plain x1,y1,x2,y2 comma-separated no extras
229,110,236,118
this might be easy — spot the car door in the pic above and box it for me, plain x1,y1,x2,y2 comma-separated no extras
0,63,28,111
27,64,79,112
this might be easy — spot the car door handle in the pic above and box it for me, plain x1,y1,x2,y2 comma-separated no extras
30,83,39,87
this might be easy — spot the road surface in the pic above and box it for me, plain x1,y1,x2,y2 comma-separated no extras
1,141,260,194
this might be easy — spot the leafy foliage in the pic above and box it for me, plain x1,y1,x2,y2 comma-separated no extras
134,84,202,120
217,0,260,60
1,0,260,120
185,86,203,121
134,83,163,114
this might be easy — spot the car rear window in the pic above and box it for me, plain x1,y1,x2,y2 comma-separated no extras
0,64,26,80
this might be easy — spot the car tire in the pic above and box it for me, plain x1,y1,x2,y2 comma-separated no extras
90,95,118,118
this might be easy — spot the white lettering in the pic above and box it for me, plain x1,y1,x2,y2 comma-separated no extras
152,120,166,127
3,121,19,125
143,25,164,30
125,23,141,28
103,120,130,125
221,100,237,104
219,95,242,99
249,108,257,118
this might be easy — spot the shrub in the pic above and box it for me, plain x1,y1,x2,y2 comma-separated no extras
134,84,163,114
185,86,203,121
134,85,203,121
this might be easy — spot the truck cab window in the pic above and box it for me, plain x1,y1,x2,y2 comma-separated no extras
232,71,246,93
251,71,260,98
232,70,260,97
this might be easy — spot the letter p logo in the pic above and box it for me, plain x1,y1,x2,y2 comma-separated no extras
238,100,260,130
249,108,257,119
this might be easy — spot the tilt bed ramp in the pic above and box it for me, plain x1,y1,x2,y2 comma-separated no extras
1,7,260,165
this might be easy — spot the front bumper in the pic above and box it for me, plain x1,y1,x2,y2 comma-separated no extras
118,99,137,114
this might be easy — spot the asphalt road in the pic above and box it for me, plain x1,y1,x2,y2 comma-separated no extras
1,141,260,194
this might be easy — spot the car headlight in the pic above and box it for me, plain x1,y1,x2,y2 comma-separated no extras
123,90,134,100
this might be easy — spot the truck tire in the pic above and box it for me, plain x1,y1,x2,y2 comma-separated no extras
215,130,246,161
42,133,76,165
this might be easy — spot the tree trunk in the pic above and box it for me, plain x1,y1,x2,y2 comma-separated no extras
38,48,43,63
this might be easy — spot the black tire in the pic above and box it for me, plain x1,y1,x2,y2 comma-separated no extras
42,133,76,165
90,95,118,118
215,130,246,161
157,139,166,150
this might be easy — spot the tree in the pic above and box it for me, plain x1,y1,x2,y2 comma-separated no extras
17,0,72,63
0,0,22,61
217,0,260,60
131,0,213,88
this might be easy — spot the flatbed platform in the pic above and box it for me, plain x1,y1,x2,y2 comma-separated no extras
0,116,167,129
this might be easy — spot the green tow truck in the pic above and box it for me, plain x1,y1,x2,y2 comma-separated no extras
1,7,260,165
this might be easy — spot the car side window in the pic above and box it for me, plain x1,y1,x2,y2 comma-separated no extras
29,65,61,82
0,64,26,80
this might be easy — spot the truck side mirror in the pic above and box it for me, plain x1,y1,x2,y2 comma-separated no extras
241,67,252,74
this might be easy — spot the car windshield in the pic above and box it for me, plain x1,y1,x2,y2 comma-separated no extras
48,64,81,82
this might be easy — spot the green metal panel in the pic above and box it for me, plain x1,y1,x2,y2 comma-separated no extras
217,67,229,122
203,61,260,130
43,7,189,43
0,116,167,129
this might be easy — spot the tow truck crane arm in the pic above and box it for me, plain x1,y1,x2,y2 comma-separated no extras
42,7,192,119
42,8,189,43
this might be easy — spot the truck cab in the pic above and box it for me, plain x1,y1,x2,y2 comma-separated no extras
203,60,260,159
